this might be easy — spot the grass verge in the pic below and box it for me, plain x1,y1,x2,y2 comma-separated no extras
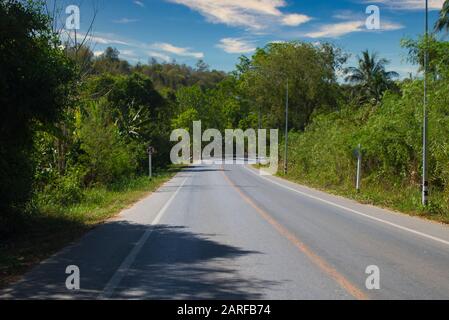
0,167,181,289
275,171,449,225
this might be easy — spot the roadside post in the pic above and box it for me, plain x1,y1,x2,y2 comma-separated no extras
148,146,155,179
355,144,362,192
284,79,289,175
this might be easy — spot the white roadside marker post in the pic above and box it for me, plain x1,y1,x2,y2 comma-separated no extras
148,146,155,179
356,144,362,193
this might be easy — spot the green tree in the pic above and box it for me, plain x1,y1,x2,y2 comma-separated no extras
195,59,209,72
402,36,449,79
208,76,250,130
64,44,95,78
435,0,449,33
240,41,345,130
93,47,131,75
81,72,172,169
78,100,137,185
0,0,75,224
138,60,226,91
344,50,399,103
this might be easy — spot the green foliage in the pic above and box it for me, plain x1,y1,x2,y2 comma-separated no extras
64,44,95,78
80,72,173,169
139,58,226,90
0,0,75,217
171,77,250,131
344,50,399,103
67,45,226,90
356,89,421,182
435,0,449,33
401,36,449,79
282,76,449,218
78,100,137,185
239,41,345,131
172,107,200,131
93,47,131,75
37,166,85,207
281,109,359,188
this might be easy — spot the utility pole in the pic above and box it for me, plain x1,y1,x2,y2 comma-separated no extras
284,78,289,175
422,0,429,206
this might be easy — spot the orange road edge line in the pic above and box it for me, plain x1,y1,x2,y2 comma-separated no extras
221,166,369,300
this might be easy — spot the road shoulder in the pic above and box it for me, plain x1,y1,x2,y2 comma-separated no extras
246,165,449,246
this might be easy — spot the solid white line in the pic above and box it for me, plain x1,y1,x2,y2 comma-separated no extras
98,176,189,299
243,165,449,247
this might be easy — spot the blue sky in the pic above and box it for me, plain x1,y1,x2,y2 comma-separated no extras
61,0,446,77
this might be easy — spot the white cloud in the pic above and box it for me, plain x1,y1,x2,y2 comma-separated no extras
89,35,131,46
281,14,312,26
93,51,103,57
304,19,403,38
362,0,444,10
133,1,145,8
60,30,132,46
381,21,405,31
269,40,287,44
305,21,366,38
333,10,362,20
148,51,171,62
113,18,139,24
166,0,312,30
151,42,204,59
217,38,256,53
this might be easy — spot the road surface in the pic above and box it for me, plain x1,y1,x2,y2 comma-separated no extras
2,164,449,299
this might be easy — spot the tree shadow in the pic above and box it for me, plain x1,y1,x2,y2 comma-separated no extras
1,223,277,300
112,225,275,300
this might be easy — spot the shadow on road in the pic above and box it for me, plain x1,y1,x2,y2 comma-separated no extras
2,223,276,300
113,224,275,299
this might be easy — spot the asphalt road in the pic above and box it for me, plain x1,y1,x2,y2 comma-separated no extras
2,164,449,299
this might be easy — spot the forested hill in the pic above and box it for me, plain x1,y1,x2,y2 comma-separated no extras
70,46,227,91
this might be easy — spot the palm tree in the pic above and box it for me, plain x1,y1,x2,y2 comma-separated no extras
344,50,399,103
435,0,449,33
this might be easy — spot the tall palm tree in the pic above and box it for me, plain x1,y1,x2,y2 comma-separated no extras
344,50,399,102
435,0,449,33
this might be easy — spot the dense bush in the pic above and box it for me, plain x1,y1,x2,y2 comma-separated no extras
281,77,449,216
81,72,174,169
282,111,358,188
78,100,138,185
38,166,85,207
0,0,75,221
